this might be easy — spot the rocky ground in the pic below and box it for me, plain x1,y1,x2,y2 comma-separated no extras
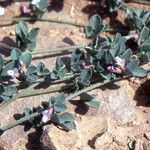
0,0,150,150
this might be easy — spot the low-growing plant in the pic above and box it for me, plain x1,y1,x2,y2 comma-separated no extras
0,1,150,136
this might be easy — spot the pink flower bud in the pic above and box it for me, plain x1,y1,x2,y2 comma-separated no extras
133,34,139,42
20,5,30,15
19,60,24,66
107,66,123,74
107,66,115,73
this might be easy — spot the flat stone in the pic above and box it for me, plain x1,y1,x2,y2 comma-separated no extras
41,115,107,150
94,133,113,149
103,81,135,124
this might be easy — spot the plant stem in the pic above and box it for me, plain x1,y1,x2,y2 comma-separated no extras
0,79,74,111
0,112,39,131
126,0,150,5
0,77,127,131
4,43,87,62
0,17,85,27
0,17,127,33
0,73,77,111
1,65,150,131
31,44,86,55
40,17,85,27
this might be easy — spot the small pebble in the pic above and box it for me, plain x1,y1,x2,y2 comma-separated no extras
10,30,15,36
0,6,5,16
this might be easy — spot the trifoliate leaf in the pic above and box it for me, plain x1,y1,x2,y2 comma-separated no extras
27,27,40,42
121,49,132,63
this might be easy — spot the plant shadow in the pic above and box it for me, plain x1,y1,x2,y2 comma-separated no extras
100,82,120,91
0,36,16,57
134,79,150,107
0,0,13,8
26,127,44,150
69,99,89,115
82,0,112,19
48,0,64,12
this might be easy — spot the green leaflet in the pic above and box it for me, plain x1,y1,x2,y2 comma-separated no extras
80,92,100,109
0,85,17,101
11,48,22,60
20,53,32,68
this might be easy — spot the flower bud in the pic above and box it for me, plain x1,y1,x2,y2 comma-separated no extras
42,115,49,123
133,34,139,42
107,66,115,73
20,5,30,15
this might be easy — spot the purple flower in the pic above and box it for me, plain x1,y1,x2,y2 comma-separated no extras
107,66,123,74
42,107,54,123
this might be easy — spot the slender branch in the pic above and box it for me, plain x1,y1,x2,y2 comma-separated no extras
126,0,150,5
0,77,75,110
40,17,85,27
1,65,150,131
0,16,127,34
0,17,85,27
31,44,87,55
0,112,39,131
0,78,121,131
1,64,149,111
4,43,87,62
